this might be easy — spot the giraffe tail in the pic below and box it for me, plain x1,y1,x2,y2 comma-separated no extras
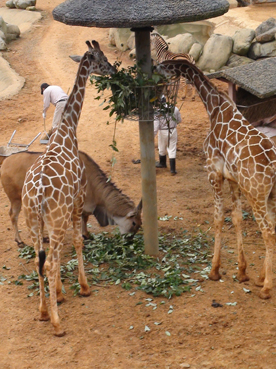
39,250,46,277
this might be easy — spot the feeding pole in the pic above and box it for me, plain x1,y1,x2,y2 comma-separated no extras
133,27,159,255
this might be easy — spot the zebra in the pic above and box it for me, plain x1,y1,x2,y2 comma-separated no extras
151,32,196,100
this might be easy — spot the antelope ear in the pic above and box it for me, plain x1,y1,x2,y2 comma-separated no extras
136,199,142,213
69,55,82,63
126,210,137,219
92,40,101,50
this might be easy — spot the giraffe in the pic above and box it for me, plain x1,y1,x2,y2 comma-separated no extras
22,40,116,336
156,59,276,299
150,33,196,100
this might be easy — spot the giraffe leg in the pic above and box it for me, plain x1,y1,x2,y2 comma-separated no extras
45,243,65,337
56,260,64,303
208,172,224,281
81,213,90,240
228,181,249,283
191,85,196,101
72,205,90,297
258,228,275,299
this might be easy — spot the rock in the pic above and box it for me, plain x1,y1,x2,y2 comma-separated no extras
167,33,196,54
5,0,15,8
26,6,36,10
189,42,202,62
226,54,254,68
0,16,8,36
156,20,214,45
108,28,132,51
233,28,255,55
5,23,20,43
13,0,36,9
248,40,276,59
197,34,233,72
256,27,276,43
0,37,7,50
255,17,276,38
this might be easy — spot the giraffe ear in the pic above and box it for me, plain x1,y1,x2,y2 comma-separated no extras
69,55,82,63
92,40,101,51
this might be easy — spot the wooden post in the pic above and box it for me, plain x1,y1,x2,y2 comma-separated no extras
133,27,159,256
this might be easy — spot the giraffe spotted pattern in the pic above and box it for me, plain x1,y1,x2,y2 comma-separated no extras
22,40,116,336
157,59,276,299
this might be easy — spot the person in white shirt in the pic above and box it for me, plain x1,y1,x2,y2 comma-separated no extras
154,96,182,175
40,83,68,138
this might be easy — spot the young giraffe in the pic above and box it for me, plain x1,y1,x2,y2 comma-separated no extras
22,40,116,336
156,59,276,299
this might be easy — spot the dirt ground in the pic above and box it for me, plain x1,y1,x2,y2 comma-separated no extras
1,1,276,368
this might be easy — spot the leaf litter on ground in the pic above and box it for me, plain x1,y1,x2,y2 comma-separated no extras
15,229,212,299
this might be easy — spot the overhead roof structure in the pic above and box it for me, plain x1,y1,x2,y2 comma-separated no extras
53,0,229,256
53,0,229,28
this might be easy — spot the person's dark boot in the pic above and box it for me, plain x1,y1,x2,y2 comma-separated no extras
156,155,167,168
169,158,177,175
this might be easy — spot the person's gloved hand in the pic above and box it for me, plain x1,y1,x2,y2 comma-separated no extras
42,113,46,119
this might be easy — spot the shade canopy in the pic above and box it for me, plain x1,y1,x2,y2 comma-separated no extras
52,0,229,28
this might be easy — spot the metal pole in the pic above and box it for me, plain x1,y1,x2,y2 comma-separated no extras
133,27,159,256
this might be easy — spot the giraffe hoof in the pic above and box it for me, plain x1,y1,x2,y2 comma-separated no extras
16,241,26,248
209,271,221,281
54,329,66,337
255,279,264,287
57,295,65,304
238,274,250,283
80,287,91,297
259,289,271,299
39,313,50,321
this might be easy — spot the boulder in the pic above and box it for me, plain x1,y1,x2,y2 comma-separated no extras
256,27,276,43
167,33,196,54
0,37,7,50
0,16,7,36
197,34,233,72
127,33,135,51
248,40,276,59
233,28,255,55
13,0,36,9
189,42,202,62
5,0,15,8
226,54,254,68
5,23,20,43
255,17,276,37
156,20,214,45
108,28,132,51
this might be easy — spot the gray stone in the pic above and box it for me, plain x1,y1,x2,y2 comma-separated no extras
0,37,7,50
0,16,7,36
197,33,233,72
167,33,196,54
255,17,276,37
13,0,36,9
226,53,254,68
109,28,132,51
156,20,214,45
6,0,15,8
127,33,135,51
6,23,20,42
189,42,202,61
256,27,276,43
248,40,276,59
233,28,255,55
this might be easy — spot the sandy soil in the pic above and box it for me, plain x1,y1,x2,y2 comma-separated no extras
1,1,276,368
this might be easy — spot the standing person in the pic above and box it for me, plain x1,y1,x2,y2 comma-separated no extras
154,96,182,175
41,83,68,138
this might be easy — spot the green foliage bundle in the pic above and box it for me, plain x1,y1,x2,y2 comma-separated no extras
90,62,169,123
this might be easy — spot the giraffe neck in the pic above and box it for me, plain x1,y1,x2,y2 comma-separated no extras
59,56,91,136
167,60,237,126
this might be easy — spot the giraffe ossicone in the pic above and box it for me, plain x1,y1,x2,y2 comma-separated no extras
157,59,276,299
22,40,116,336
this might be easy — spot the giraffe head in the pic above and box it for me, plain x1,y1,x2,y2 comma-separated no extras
70,40,116,76
155,59,192,80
